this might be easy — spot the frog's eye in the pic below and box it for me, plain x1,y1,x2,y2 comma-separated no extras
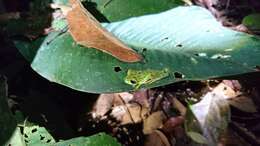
130,80,137,84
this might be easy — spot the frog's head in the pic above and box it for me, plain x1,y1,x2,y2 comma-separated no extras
124,75,138,86
124,69,144,89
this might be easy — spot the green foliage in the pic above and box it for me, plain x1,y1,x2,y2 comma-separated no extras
23,125,56,146
242,13,260,30
21,127,120,146
186,131,207,144
55,133,121,146
14,38,45,62
21,125,120,146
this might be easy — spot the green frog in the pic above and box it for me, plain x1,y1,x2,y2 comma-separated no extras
124,68,170,90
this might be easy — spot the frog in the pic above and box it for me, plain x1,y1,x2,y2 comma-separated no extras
124,68,170,90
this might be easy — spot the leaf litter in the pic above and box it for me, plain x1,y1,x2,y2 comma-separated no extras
78,78,260,146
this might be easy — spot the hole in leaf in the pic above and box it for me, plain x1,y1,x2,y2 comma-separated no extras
176,44,183,47
130,80,136,84
141,48,147,53
31,128,37,133
174,72,184,79
114,66,122,72
24,134,29,138
194,53,207,57
20,127,25,135
47,139,52,143
40,135,45,140
161,37,169,41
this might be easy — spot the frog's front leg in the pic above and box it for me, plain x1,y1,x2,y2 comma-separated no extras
133,74,152,90
134,84,142,90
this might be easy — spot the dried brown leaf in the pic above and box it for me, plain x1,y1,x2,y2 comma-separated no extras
93,94,114,117
228,95,257,113
110,103,149,125
162,116,184,134
66,0,142,62
213,82,240,99
133,89,150,108
113,92,133,106
212,81,257,112
172,96,186,116
143,111,166,134
144,130,170,146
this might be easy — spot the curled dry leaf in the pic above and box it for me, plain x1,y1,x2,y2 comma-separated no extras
213,82,240,99
110,105,126,122
143,111,166,134
171,96,186,116
212,80,257,113
133,89,150,108
162,116,184,134
113,92,133,106
228,95,257,113
121,104,146,124
110,103,149,125
93,94,115,117
144,130,171,146
66,0,142,62
93,92,134,117
222,80,242,92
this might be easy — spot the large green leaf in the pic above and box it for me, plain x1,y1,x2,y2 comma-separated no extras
14,123,120,146
55,133,121,146
23,125,56,146
31,6,260,93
